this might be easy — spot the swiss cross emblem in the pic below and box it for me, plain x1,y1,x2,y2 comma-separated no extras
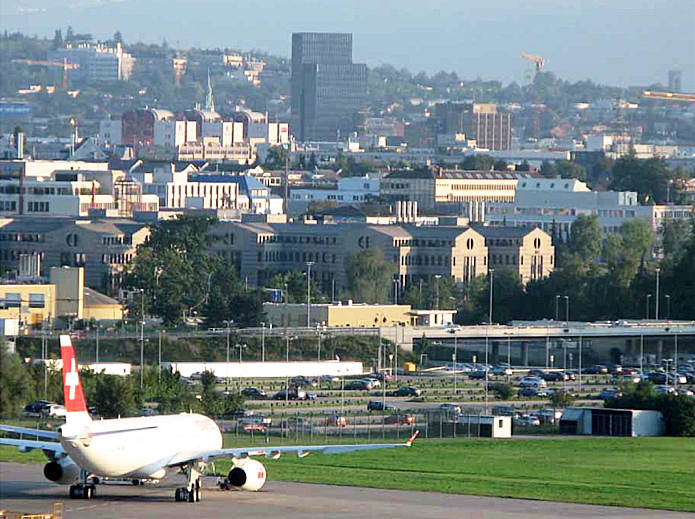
65,358,80,401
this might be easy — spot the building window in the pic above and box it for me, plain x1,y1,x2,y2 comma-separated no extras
2,293,21,308
29,293,45,308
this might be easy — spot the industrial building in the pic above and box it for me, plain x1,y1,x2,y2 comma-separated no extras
559,408,663,437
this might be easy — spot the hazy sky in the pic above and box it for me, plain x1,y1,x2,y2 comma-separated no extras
3,0,694,90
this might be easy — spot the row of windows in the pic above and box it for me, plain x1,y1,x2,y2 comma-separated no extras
445,184,515,191
257,235,339,245
27,201,50,212
0,292,46,309
0,233,45,242
0,249,44,261
0,201,17,211
393,238,457,248
103,235,133,246
401,255,451,267
259,250,338,264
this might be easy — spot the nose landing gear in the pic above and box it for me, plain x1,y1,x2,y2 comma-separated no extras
174,463,202,503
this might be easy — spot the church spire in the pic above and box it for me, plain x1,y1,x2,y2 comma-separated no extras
205,69,215,112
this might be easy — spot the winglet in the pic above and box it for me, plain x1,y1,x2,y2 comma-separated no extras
406,430,420,447
59,335,91,425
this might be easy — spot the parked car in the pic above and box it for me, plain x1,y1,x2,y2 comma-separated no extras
241,387,268,399
272,388,308,400
345,380,372,390
226,409,255,419
363,377,382,388
676,388,694,397
22,400,54,416
384,413,415,425
469,370,488,380
389,386,421,397
370,372,393,382
45,404,67,418
439,403,462,414
519,376,547,388
536,409,563,424
292,376,318,388
599,388,623,400
584,365,609,375
513,415,541,427
542,371,567,382
325,414,347,427
518,387,549,398
491,366,513,376
367,400,396,412
654,385,677,395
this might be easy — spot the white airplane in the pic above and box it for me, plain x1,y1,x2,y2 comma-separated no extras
0,335,418,503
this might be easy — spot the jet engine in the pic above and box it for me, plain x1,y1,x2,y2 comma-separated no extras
227,458,266,491
44,458,82,485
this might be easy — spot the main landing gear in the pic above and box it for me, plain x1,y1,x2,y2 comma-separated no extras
69,483,96,499
174,463,202,503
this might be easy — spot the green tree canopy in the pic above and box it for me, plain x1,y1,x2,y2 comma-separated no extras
346,249,396,304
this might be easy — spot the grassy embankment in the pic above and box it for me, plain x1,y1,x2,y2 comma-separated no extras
2,437,693,512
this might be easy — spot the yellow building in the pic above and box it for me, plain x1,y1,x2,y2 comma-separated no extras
0,266,123,327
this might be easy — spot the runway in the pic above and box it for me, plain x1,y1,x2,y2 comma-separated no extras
1,463,692,519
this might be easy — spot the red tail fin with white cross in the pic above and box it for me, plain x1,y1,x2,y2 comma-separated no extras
60,335,91,425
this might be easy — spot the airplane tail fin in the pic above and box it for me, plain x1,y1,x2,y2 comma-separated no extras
59,334,91,426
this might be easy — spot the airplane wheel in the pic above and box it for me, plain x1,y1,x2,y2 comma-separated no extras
69,485,79,499
175,487,188,502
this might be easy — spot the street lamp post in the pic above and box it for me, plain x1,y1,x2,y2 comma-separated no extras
655,268,660,320
434,275,442,310
261,322,266,362
485,269,494,412
224,320,232,390
555,295,560,321
235,343,247,390
674,332,679,387
563,295,569,323
393,278,399,305
306,261,315,327
663,358,673,388
158,330,163,387
139,289,145,389
665,294,671,320
646,294,652,320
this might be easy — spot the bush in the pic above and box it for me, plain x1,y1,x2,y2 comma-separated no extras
607,381,695,437
492,383,514,400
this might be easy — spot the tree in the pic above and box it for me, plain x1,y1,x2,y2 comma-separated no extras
661,219,692,258
493,383,514,400
621,219,653,268
539,161,557,178
610,153,675,204
52,29,63,49
264,146,288,170
65,26,74,43
556,160,587,182
0,350,32,418
90,374,138,418
123,215,220,325
549,389,575,408
346,250,396,304
567,215,602,261
461,155,494,171
113,30,123,45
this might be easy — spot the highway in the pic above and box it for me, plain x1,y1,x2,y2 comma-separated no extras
1,463,692,519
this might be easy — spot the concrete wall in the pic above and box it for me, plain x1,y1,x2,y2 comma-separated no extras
165,360,364,378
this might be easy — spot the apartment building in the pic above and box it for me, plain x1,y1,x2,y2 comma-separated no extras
474,226,554,284
51,43,135,83
0,217,149,294
209,222,489,294
436,103,513,150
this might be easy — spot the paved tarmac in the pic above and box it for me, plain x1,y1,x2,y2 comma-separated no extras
1,462,692,519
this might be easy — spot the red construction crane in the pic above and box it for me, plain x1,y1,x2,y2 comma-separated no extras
11,59,80,89
521,53,546,72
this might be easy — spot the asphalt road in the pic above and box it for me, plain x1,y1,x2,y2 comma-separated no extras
1,463,692,519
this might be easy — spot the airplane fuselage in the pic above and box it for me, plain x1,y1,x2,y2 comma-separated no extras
59,413,222,479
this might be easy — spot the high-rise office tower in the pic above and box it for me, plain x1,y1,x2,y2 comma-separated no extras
668,70,682,92
291,33,367,142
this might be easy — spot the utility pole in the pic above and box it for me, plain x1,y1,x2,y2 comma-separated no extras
306,261,314,327
284,149,289,214
140,289,145,389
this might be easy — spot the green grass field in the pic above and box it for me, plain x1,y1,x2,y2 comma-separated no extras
2,437,694,512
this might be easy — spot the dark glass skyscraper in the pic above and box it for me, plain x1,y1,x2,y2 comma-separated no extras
291,33,366,142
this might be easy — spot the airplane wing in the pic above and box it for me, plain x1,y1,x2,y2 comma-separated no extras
0,437,66,456
0,425,60,440
167,430,419,466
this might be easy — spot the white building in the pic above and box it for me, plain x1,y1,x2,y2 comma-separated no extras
486,178,694,237
290,175,380,204
51,43,135,82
